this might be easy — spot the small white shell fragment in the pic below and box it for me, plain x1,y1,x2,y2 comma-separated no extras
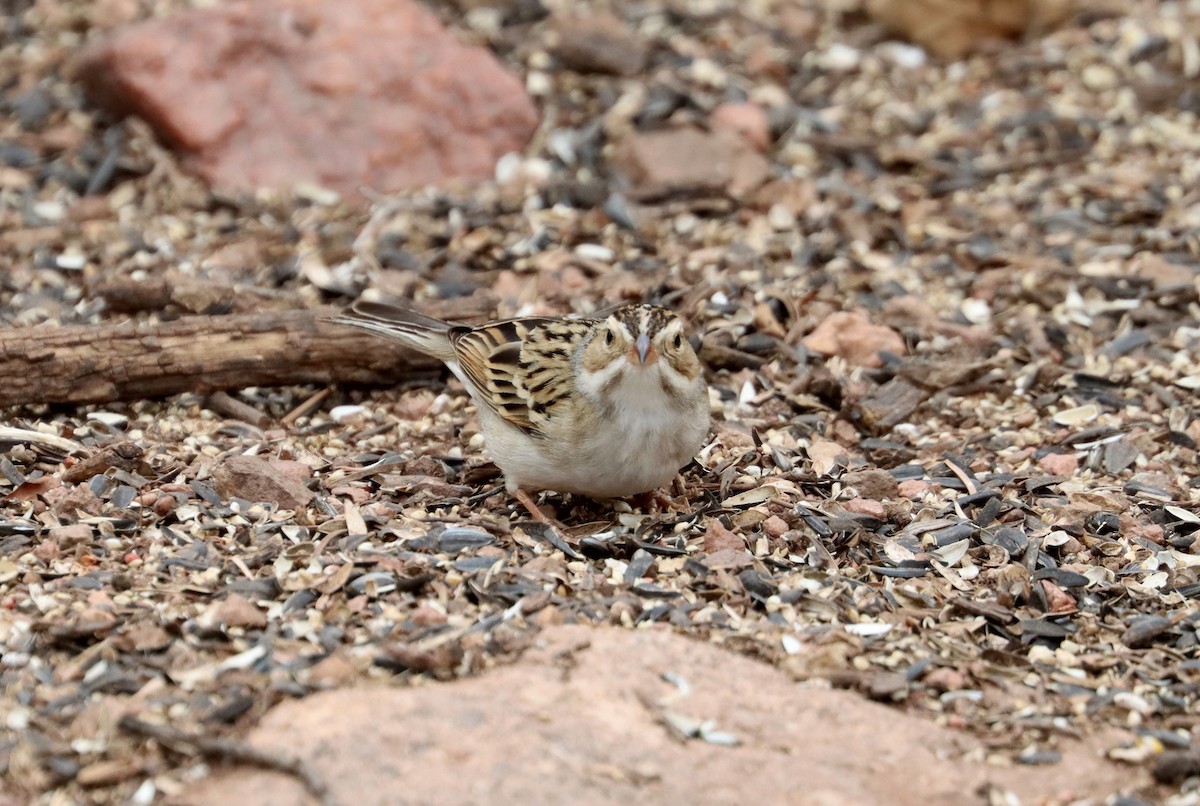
767,204,796,231
56,250,87,270
879,42,926,69
1171,550,1200,568
1107,735,1163,763
960,298,991,324
1165,505,1200,523
1052,404,1099,426
819,43,860,71
33,200,66,221
294,183,340,206
547,130,576,164
883,537,917,564
663,711,702,737
574,243,615,262
526,70,551,96
662,712,739,746
738,379,756,405
1113,691,1154,715
721,485,777,507
173,505,200,522
131,780,157,806
217,644,269,672
88,411,129,428
781,634,803,655
1175,374,1200,390
661,671,691,696
494,152,522,184
1043,530,1074,547
930,539,970,567
698,723,740,747
330,404,368,423
687,57,727,88
844,622,892,638
5,706,30,730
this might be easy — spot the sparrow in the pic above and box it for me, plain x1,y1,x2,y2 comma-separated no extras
329,300,711,525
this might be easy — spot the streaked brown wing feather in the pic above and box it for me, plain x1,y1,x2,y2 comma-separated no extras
449,317,591,436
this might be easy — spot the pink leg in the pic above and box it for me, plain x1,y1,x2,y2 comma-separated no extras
513,488,559,526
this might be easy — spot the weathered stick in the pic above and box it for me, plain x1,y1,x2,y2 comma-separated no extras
0,299,490,407
87,272,297,315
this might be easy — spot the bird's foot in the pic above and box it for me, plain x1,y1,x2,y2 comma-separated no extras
511,488,582,559
634,480,687,514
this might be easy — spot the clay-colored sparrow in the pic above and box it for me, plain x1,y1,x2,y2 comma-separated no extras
330,301,710,523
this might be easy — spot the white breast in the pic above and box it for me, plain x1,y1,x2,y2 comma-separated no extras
481,370,710,499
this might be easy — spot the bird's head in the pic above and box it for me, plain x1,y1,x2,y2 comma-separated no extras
577,305,704,408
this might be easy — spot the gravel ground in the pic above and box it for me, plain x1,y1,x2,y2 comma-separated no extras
3,0,1200,802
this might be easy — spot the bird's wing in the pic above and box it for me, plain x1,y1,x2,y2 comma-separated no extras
450,317,591,436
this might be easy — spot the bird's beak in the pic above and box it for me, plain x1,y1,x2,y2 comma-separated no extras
635,333,651,365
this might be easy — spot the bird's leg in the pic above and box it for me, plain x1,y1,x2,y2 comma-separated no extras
511,488,585,559
513,488,560,527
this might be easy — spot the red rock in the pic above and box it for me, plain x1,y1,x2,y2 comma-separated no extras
200,593,268,631
44,487,104,523
269,459,317,488
1130,253,1197,291
553,13,647,76
898,479,933,499
1121,516,1164,545
31,540,59,564
76,0,538,200
49,523,94,547
703,547,753,570
703,518,746,554
181,625,1145,806
306,653,356,688
923,666,967,692
210,454,313,510
1037,451,1079,477
841,469,899,501
710,102,771,152
761,515,790,538
750,177,816,215
411,604,449,627
611,126,770,199
329,485,371,504
1040,580,1077,614
807,438,848,476
802,311,907,368
77,607,119,631
844,498,886,519
116,621,172,653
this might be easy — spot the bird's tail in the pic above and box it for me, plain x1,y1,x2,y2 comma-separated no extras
327,300,457,362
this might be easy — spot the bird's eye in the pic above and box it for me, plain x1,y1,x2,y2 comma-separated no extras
672,333,683,349
604,329,615,346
